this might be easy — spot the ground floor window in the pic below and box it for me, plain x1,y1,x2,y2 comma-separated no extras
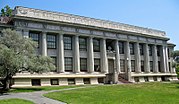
150,61,153,72
98,78,104,83
153,77,157,81
94,59,100,72
141,61,144,72
80,58,87,72
158,61,161,72
120,59,125,72
68,78,75,85
83,78,90,84
50,79,59,85
65,57,73,72
144,77,149,82
134,77,139,82
131,60,135,72
31,79,41,86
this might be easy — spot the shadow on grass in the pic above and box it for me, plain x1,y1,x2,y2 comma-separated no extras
9,87,45,93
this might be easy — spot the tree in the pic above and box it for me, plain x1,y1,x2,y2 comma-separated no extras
0,29,55,91
0,5,12,17
172,50,179,63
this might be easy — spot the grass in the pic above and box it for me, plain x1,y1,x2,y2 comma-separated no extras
0,98,34,104
44,82,179,104
9,85,86,93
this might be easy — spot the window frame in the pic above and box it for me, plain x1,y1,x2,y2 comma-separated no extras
131,60,135,72
65,57,73,72
64,36,72,50
29,32,40,47
80,58,87,72
119,41,124,54
79,37,87,51
94,59,100,72
47,34,56,49
93,39,100,52
129,43,134,55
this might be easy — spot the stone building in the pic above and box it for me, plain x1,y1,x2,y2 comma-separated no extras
0,6,177,87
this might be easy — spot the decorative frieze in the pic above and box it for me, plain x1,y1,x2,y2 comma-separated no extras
156,40,163,44
117,34,127,39
128,36,137,40
46,25,60,30
92,30,104,36
104,32,116,38
28,22,43,28
138,37,147,42
78,28,90,34
61,26,76,32
14,6,166,37
148,38,155,43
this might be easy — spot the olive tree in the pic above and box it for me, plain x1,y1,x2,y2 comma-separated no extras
0,29,55,91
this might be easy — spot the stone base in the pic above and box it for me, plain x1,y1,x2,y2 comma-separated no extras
139,77,145,82
90,78,98,84
148,77,154,82
75,78,84,85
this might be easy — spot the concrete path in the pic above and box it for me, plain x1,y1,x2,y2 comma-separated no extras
0,86,93,104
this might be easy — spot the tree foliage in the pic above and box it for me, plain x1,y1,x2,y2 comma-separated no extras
0,29,55,91
0,5,12,17
172,50,179,63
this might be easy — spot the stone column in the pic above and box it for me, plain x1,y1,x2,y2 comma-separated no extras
100,38,108,73
125,41,131,81
74,35,80,73
165,46,169,73
161,45,167,73
57,33,64,73
134,43,141,73
88,37,94,73
153,45,158,73
41,32,47,56
144,44,150,73
115,40,120,73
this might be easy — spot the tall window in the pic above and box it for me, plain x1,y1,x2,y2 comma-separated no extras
169,62,171,72
150,61,153,72
29,32,40,47
80,58,87,72
79,37,87,51
131,60,135,72
149,45,152,56
47,35,56,49
94,59,100,72
64,36,72,50
65,57,73,72
141,61,144,72
51,57,57,72
120,59,125,72
158,61,161,72
129,43,134,55
93,39,100,52
119,41,124,54
139,44,144,55
157,46,161,56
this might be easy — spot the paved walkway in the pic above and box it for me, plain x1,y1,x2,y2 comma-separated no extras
0,86,93,104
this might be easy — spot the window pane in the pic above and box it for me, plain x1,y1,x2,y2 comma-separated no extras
93,39,100,52
129,43,134,55
120,59,125,72
94,59,100,72
149,45,152,56
141,61,144,72
47,35,56,49
150,61,153,72
79,38,87,51
29,32,40,47
80,58,87,72
64,36,72,50
65,57,73,72
131,60,135,72
119,42,124,54
139,44,144,55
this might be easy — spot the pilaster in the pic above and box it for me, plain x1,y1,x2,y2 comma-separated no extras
88,37,94,73
115,40,120,73
144,44,150,73
100,38,108,73
41,32,47,56
153,45,158,73
134,43,141,73
57,33,64,73
74,35,80,73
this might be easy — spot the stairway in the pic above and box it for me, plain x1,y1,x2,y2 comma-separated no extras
118,74,132,84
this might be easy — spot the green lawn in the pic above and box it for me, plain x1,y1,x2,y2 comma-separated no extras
0,98,34,104
44,82,179,104
10,85,86,93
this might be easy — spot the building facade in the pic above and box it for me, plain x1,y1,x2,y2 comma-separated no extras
0,6,177,87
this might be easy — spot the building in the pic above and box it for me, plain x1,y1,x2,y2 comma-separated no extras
0,6,177,87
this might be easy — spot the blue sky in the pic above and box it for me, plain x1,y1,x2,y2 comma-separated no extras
1,0,179,49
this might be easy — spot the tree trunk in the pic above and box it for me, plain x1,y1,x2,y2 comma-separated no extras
2,76,11,91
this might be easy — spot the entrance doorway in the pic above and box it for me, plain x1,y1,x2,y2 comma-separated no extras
105,59,114,83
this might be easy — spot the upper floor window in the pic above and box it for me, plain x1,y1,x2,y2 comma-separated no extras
139,44,144,55
29,32,40,47
149,45,152,56
129,43,134,55
79,37,87,51
119,41,124,54
64,36,72,50
157,46,161,56
93,39,100,52
47,34,56,49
